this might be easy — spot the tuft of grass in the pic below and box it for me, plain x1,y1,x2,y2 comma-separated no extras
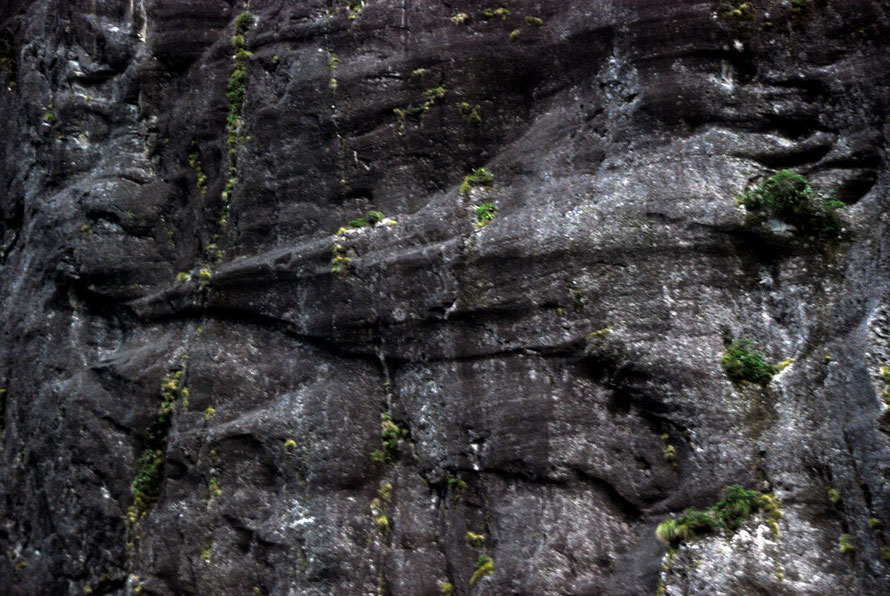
475,203,498,227
721,338,776,386
509,29,521,41
839,533,856,555
460,168,494,195
525,16,544,27
465,531,485,550
827,487,843,506
470,554,494,585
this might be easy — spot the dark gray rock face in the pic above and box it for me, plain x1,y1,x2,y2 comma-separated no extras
1,0,890,594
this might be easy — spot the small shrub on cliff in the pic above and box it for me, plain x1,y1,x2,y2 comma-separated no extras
234,11,255,34
656,485,781,545
348,210,384,229
738,170,845,236
722,339,776,386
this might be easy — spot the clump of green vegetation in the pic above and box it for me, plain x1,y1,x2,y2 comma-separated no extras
738,170,845,237
198,267,213,287
331,244,352,277
451,12,471,25
284,438,297,451
218,10,255,240
655,485,782,545
235,10,255,32
588,328,612,341
209,476,222,499
458,102,482,125
328,52,339,94
868,517,883,537
661,433,678,470
371,412,409,464
717,2,755,20
481,7,510,20
394,87,448,122
330,243,351,277
425,86,446,102
791,0,808,11
348,210,384,229
439,581,454,595
460,168,494,195
827,487,843,506
525,16,544,27
509,29,521,41
465,531,485,550
447,474,468,505
130,449,165,523
370,482,394,537
411,67,429,77
43,110,56,124
176,272,190,283
376,514,390,535
721,338,777,386
470,554,494,585
475,203,498,227
187,144,207,195
839,533,856,555
882,546,890,563
129,370,185,523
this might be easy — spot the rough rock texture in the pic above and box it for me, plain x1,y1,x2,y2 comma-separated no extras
1,0,890,594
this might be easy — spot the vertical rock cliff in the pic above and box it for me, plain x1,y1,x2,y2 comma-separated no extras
1,1,889,594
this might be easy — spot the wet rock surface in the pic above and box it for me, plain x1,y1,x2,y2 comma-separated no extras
1,1,890,594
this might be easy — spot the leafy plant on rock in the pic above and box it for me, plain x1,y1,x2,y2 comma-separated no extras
738,170,845,237
722,338,777,386
475,203,498,227
656,485,781,545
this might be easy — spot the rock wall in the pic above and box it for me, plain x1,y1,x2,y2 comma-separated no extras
1,1,889,594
